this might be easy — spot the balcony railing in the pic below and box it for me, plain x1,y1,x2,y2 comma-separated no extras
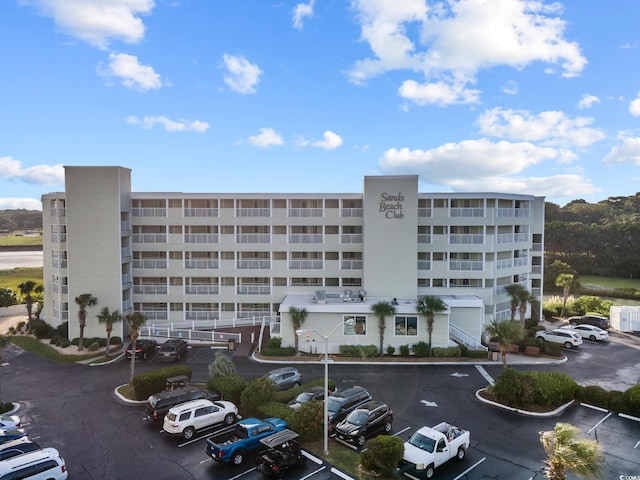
497,207,530,218
237,285,271,295
122,273,132,285
185,311,218,321
184,234,219,243
132,207,167,217
496,233,530,244
418,208,432,217
341,208,362,217
450,207,484,217
289,259,323,269
121,247,131,259
236,234,270,244
417,234,431,244
52,259,67,269
50,207,66,217
288,234,323,244
121,221,131,232
341,260,363,270
184,208,218,217
133,285,168,295
236,208,270,217
184,259,219,269
237,259,271,269
140,310,168,321
449,234,484,244
132,234,166,243
185,285,220,295
133,259,167,269
288,208,323,217
417,260,431,270
341,234,362,244
449,260,484,271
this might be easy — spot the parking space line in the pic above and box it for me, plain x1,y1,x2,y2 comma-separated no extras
580,402,608,413
330,467,354,480
587,412,612,434
227,466,256,480
452,457,486,480
475,365,495,385
634,440,640,449
300,466,327,480
302,450,323,464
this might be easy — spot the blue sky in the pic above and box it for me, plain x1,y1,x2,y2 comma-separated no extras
2,0,640,210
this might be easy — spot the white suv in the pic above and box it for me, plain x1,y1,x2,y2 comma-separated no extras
0,447,67,479
536,328,583,349
163,399,238,439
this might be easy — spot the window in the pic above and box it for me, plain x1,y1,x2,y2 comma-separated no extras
395,316,418,336
344,315,366,335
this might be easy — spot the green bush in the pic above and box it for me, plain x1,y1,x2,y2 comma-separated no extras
287,400,323,442
541,342,563,357
622,384,640,416
359,435,405,475
49,335,60,345
0,402,14,414
432,346,461,357
208,375,246,405
261,346,296,356
257,400,295,423
525,371,577,407
55,322,68,338
267,337,282,349
71,338,80,346
411,341,429,357
576,385,610,410
399,345,410,356
59,339,71,348
110,336,122,345
386,346,395,355
240,377,276,417
131,366,193,401
339,345,378,358
489,368,534,408
467,349,488,358
87,341,100,352
30,319,55,339
608,390,627,414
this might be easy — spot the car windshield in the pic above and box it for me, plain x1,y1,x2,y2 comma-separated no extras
408,432,436,453
326,398,343,413
294,392,314,403
345,410,369,425
148,396,158,407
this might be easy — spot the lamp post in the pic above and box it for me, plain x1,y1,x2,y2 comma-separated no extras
296,318,354,455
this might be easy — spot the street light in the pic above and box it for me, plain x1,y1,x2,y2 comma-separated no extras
296,318,354,455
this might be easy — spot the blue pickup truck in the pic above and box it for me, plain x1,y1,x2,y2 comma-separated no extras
206,417,288,465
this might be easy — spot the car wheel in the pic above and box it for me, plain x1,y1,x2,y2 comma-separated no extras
589,335,597,342
384,420,392,433
232,451,245,465
183,427,195,440
564,342,573,349
425,464,435,479
536,337,545,342
356,434,366,446
224,413,236,426
457,447,466,460
292,382,300,388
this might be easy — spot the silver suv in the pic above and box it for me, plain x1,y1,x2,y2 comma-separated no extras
263,367,302,391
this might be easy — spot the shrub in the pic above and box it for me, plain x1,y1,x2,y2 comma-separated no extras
287,401,324,442
208,375,246,406
386,346,395,355
131,366,192,401
87,341,100,352
0,402,14,414
399,345,410,356
576,385,610,410
267,337,282,349
432,346,461,357
71,338,80,346
525,371,577,407
359,435,404,475
240,377,276,417
59,340,71,348
339,345,378,358
541,342,563,357
467,349,488,358
110,336,122,345
261,346,296,357
49,335,60,344
608,390,627,414
411,341,429,357
622,384,640,416
55,322,68,338
30,319,55,339
489,368,534,409
16,321,25,331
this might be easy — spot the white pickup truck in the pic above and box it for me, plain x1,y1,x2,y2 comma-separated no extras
400,422,470,479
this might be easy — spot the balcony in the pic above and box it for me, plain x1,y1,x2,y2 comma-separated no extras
140,310,168,321
132,234,167,243
185,285,220,295
236,234,270,244
184,234,219,244
341,208,362,217
184,208,218,217
236,208,270,217
237,259,271,269
341,260,363,270
52,259,67,269
184,259,219,269
288,234,323,244
133,284,168,295
449,234,484,244
417,234,431,244
133,259,167,269
186,311,218,321
288,208,323,218
50,207,66,217
289,259,323,269
496,233,529,244
497,207,530,218
417,260,431,270
341,234,362,244
449,260,484,271
450,207,484,217
237,285,271,295
132,207,166,217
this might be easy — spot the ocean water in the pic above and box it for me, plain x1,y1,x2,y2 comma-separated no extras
0,251,44,270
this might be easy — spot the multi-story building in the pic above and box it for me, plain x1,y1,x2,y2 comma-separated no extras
41,167,544,352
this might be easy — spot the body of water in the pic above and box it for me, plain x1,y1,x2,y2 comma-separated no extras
0,251,44,270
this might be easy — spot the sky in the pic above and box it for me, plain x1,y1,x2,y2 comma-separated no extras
2,0,640,210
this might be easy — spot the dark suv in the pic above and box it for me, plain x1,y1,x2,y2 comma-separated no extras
159,339,189,362
326,386,372,431
335,401,393,447
144,387,221,421
568,314,610,329
125,339,158,360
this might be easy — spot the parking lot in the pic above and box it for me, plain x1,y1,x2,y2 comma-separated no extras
1,330,639,479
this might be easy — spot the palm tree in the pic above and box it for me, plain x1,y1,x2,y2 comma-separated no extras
125,311,147,384
75,293,98,351
416,295,447,356
371,301,395,356
208,350,237,378
539,422,602,480
484,320,522,369
556,274,579,318
96,307,122,358
517,289,536,328
505,284,525,322
17,280,43,328
289,306,307,352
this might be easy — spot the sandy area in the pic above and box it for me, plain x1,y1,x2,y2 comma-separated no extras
0,315,28,335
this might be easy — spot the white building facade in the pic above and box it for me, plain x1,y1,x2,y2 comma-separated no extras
41,167,544,349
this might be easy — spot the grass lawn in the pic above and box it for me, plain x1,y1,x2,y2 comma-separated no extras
580,275,640,289
0,233,43,247
0,267,43,291
8,336,100,364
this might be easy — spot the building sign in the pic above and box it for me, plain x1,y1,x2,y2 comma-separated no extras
379,192,405,219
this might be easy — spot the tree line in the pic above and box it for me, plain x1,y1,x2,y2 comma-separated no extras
0,209,42,232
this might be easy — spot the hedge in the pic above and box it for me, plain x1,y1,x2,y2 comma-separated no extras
131,365,193,400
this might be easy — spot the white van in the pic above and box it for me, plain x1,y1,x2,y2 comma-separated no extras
0,447,67,480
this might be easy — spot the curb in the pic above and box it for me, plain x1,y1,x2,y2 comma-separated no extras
474,388,575,417
113,384,146,405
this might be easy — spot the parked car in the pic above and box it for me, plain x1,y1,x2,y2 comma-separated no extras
125,339,158,360
145,386,222,421
536,328,583,349
159,339,189,362
288,386,327,410
0,429,27,446
0,441,41,461
334,400,393,447
567,314,610,329
263,367,302,391
256,429,306,477
561,324,609,342
0,414,21,430
326,386,372,431
163,399,238,439
0,447,67,479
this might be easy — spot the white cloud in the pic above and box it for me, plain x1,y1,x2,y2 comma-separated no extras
348,0,586,106
223,54,263,94
398,78,481,105
0,157,64,185
20,0,155,49
604,136,640,165
477,107,606,148
0,198,43,210
501,80,519,95
378,139,597,197
312,131,343,150
292,0,315,30
247,128,284,147
578,94,600,109
127,115,209,132
629,93,640,116
100,52,162,91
